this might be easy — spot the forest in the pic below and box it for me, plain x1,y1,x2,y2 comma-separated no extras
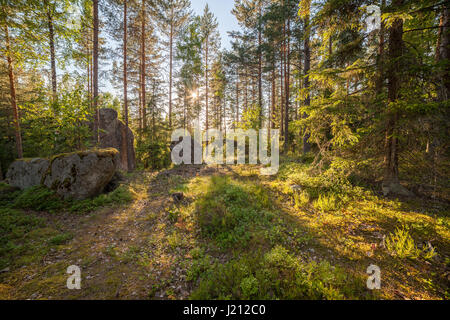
0,0,449,300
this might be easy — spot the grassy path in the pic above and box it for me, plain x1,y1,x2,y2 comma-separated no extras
0,163,448,299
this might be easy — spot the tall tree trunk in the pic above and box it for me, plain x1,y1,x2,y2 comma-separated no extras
280,25,286,139
138,72,142,133
152,80,156,136
141,0,147,130
93,0,100,144
47,7,57,100
437,5,450,100
375,0,385,95
205,37,209,130
183,90,187,131
4,24,23,158
244,67,248,112
87,37,91,108
271,56,276,131
236,75,239,124
169,15,174,128
383,0,410,196
122,0,129,172
303,14,311,154
284,19,291,152
258,4,263,128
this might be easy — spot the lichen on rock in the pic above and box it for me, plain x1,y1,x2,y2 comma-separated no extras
6,149,120,200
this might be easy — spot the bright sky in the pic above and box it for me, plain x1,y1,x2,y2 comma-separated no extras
190,0,239,50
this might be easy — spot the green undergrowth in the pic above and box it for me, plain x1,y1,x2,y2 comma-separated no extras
190,245,363,300
3,184,135,214
0,208,54,269
193,176,274,249
185,175,366,299
0,181,136,270
273,159,376,211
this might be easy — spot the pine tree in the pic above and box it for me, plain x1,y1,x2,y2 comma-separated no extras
154,0,191,129
200,4,220,131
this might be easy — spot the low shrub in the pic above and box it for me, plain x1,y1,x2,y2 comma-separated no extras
190,246,355,300
69,185,135,214
8,184,135,214
49,233,73,245
0,208,47,269
294,190,310,208
313,194,338,212
194,176,274,248
385,226,437,260
13,186,65,212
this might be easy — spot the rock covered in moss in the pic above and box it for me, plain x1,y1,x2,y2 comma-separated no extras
42,149,120,200
6,149,120,200
6,158,50,190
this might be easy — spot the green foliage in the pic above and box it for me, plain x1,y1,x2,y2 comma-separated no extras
194,176,274,248
13,186,65,212
186,248,213,282
49,233,73,245
294,190,310,208
0,184,21,207
238,104,262,130
0,208,47,269
385,226,437,261
167,208,180,224
20,86,94,158
313,194,338,212
240,275,259,298
68,185,135,214
191,246,354,300
276,159,371,206
136,139,171,170
8,184,134,214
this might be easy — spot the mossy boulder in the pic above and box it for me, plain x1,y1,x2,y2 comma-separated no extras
6,149,120,200
6,158,50,190
42,149,120,200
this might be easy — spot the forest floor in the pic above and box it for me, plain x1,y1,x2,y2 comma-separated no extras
0,160,449,300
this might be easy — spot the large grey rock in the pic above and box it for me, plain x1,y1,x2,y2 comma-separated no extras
94,108,136,172
43,149,119,200
6,158,50,189
5,149,120,200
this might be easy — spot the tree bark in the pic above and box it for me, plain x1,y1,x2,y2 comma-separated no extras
303,14,311,154
244,66,248,112
93,0,100,143
122,0,130,172
87,39,91,107
375,0,385,95
236,74,239,125
383,0,410,196
169,14,174,128
284,18,291,152
280,51,284,138
258,4,263,128
4,23,23,159
47,6,57,100
437,5,450,100
205,37,209,130
141,0,147,130
271,54,276,131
